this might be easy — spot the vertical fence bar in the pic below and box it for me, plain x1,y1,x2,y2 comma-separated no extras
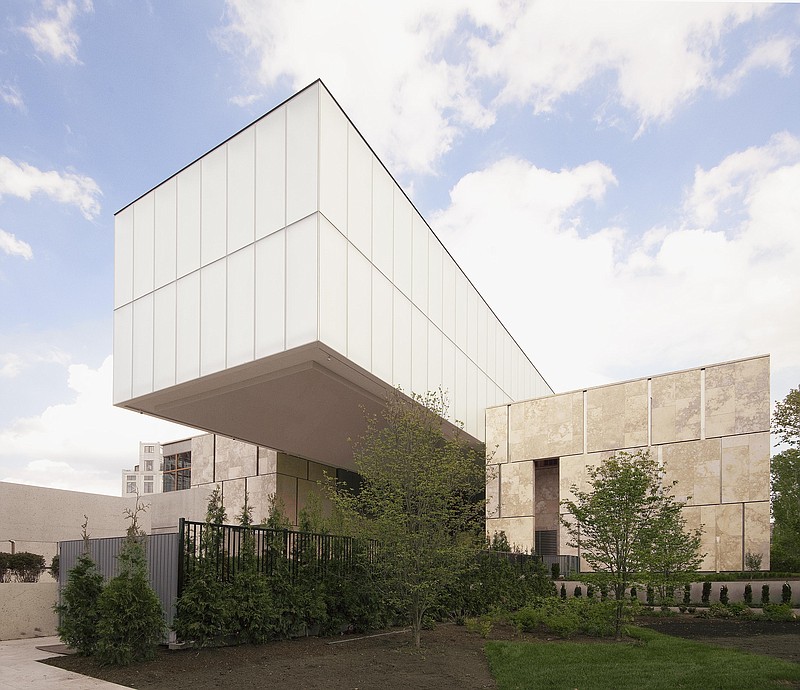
177,518,185,598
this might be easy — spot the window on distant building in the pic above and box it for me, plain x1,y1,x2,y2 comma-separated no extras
144,475,154,494
145,459,153,471
144,445,155,453
162,451,191,492
126,481,137,494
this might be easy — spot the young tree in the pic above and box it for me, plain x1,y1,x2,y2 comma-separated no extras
561,449,702,639
772,386,800,571
331,389,486,647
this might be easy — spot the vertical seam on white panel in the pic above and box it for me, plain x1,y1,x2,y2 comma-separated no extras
283,112,288,352
224,146,229,370
252,125,258,361
583,390,588,456
700,368,706,440
647,377,652,448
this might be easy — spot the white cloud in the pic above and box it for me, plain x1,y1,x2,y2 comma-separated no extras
219,1,788,173
433,136,800,393
0,356,200,495
0,156,101,220
21,0,93,64
0,353,24,378
0,83,25,111
0,229,33,259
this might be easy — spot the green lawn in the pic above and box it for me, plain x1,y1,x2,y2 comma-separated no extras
485,627,800,690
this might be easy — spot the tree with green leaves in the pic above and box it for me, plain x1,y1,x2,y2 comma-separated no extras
330,389,486,647
94,498,165,665
561,449,702,639
772,385,800,571
55,517,104,655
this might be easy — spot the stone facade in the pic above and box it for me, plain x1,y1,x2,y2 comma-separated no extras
485,355,771,572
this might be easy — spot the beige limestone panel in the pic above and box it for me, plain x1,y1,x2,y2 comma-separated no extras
0,582,58,640
744,502,771,571
681,506,714,572
721,432,770,503
485,405,508,463
258,447,278,474
221,478,247,523
651,369,701,444
500,460,535,518
308,460,335,484
534,466,560,531
486,465,500,519
705,357,769,438
485,517,534,552
297,478,333,521
586,379,648,452
215,436,258,481
509,392,584,462
661,439,721,506
277,453,308,479
276,473,299,525
716,503,744,571
190,434,215,485
246,474,278,524
558,513,578,557
559,452,606,506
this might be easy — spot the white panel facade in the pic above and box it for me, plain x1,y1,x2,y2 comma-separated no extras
114,81,550,444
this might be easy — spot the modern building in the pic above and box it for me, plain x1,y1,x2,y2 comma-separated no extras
112,80,771,570
121,442,163,496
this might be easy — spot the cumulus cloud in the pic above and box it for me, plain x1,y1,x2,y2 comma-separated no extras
433,136,800,392
0,83,25,111
0,356,199,495
0,156,101,220
0,229,33,259
219,1,790,173
21,0,93,64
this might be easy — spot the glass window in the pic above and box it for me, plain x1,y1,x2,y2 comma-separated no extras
143,482,153,494
145,460,153,471
126,481,137,494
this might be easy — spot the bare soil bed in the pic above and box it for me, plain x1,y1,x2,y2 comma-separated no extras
41,617,800,689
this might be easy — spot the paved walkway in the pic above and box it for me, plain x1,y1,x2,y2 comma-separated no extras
0,636,127,689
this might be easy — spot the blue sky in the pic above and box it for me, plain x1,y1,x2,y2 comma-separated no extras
1,1,798,494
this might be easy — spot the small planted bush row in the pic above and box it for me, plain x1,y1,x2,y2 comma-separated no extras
0,552,47,582
56,508,164,666
509,597,629,639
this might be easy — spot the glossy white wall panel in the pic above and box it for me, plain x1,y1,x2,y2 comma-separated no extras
495,325,505,396
154,179,177,289
255,230,286,358
411,306,427,395
347,126,372,258
227,126,255,254
411,212,428,312
454,271,467,353
476,372,487,441
113,304,133,404
201,260,227,376
455,348,468,428
511,346,520,401
285,215,318,348
115,207,133,308
319,219,347,354
427,323,442,393
176,162,201,278
348,245,372,370
153,283,176,391
132,294,154,398
392,291,412,392
201,147,227,266
371,269,393,383
255,106,286,239
372,165,393,279
442,338,456,423
442,257,456,341
466,361,478,437
133,193,155,300
477,301,488,373
427,236,443,329
319,89,348,232
392,190,412,296
286,85,319,226
466,284,478,363
503,335,512,396
176,271,200,383
227,245,255,368
487,317,497,381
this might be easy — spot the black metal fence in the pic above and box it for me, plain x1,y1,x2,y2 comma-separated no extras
177,519,376,596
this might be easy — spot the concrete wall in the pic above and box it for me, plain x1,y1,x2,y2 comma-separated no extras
486,355,771,571
0,583,58,641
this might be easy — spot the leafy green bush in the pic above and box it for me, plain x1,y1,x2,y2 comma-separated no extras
646,585,655,606
0,552,46,582
781,583,792,605
683,583,691,606
551,562,560,580
560,583,567,600
702,581,711,605
574,585,582,598
762,584,770,605
510,597,619,639
49,555,59,581
762,603,794,621
719,585,729,605
744,584,753,605
55,538,104,655
94,502,164,665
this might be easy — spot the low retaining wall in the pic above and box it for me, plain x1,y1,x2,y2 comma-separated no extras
558,579,800,606
0,582,58,641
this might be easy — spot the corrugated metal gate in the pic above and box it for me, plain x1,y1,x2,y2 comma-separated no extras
58,533,178,641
